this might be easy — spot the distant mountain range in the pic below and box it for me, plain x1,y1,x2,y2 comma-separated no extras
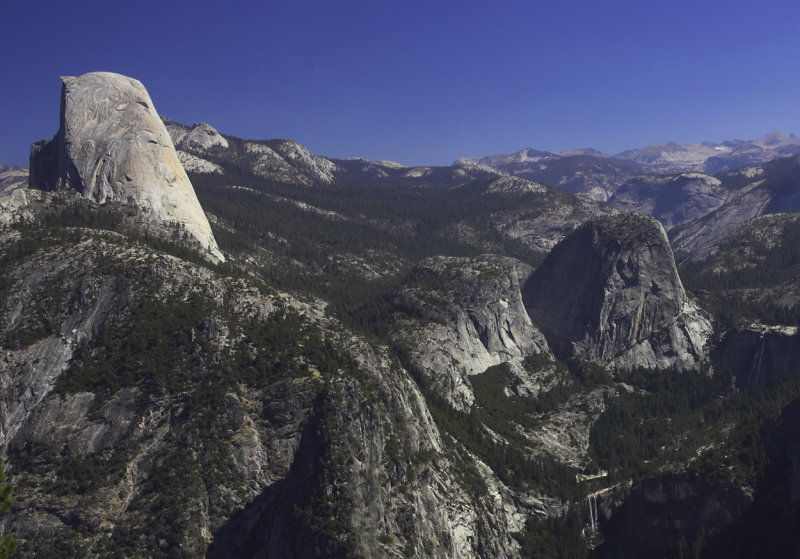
616,129,800,174
451,131,800,202
456,129,800,182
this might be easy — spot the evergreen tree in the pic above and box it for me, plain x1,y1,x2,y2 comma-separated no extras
0,459,16,559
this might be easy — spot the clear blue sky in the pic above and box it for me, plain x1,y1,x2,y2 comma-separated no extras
2,0,799,166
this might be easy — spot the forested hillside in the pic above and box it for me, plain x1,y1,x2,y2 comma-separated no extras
2,73,800,558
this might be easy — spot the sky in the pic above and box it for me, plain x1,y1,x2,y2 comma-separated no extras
2,0,800,167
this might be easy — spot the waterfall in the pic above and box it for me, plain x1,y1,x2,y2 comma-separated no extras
586,493,598,539
746,332,767,390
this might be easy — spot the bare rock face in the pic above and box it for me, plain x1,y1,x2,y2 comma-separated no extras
524,213,710,369
393,255,552,409
29,72,224,262
163,120,228,174
0,233,542,558
0,166,28,193
0,166,31,227
244,140,338,185
609,172,728,229
178,122,229,151
163,120,229,151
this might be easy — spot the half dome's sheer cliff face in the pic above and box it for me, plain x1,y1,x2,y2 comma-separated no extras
29,72,224,262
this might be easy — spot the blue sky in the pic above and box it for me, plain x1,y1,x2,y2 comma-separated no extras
2,0,799,166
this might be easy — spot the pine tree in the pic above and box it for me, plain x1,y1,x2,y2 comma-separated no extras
0,459,16,559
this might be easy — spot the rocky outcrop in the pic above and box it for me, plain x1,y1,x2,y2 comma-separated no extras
609,172,728,229
162,120,228,174
523,213,711,370
674,213,800,341
176,122,229,151
176,150,224,174
0,229,554,558
524,387,613,469
393,255,552,409
669,179,773,260
162,116,346,186
481,179,615,254
163,119,229,151
454,149,644,200
670,156,800,261
244,140,338,185
0,166,31,227
0,166,28,193
28,72,224,262
483,176,548,196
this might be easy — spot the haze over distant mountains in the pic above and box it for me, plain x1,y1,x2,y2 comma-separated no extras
457,130,800,175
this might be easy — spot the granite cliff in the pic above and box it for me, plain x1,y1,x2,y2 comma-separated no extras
28,72,224,262
0,232,540,558
523,213,711,370
392,255,551,409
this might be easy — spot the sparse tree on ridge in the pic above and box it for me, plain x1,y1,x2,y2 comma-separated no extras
0,459,16,559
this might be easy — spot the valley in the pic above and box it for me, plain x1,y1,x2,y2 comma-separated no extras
1,72,799,558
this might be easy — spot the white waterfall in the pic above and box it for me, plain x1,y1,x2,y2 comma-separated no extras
746,332,767,390
587,493,598,538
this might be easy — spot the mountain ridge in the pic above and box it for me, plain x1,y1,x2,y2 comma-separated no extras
3,72,800,558
456,130,800,175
